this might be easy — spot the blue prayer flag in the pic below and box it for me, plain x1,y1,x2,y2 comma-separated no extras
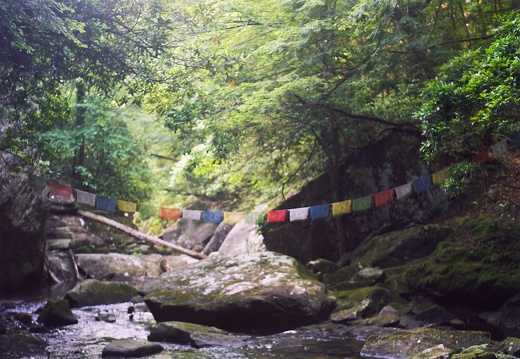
96,195,117,212
413,176,431,193
310,204,330,220
203,211,223,224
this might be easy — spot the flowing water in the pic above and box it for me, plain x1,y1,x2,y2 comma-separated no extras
1,284,365,359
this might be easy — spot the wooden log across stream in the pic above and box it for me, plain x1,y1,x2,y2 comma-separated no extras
77,210,208,260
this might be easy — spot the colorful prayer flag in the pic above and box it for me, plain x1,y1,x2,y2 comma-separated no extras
432,168,450,185
509,130,520,149
332,200,351,217
267,210,287,223
491,139,509,158
203,211,223,224
352,195,372,212
75,189,96,207
224,212,245,225
50,180,73,199
374,189,394,208
160,207,181,221
246,212,264,224
310,204,330,220
117,200,137,213
289,207,309,221
183,209,202,220
96,195,117,213
395,183,413,199
413,176,431,193
139,204,158,219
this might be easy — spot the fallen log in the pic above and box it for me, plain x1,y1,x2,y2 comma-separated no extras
77,210,208,260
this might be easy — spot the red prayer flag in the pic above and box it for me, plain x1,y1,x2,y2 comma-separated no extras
374,189,394,208
160,207,181,221
471,149,491,164
267,210,287,223
49,180,73,199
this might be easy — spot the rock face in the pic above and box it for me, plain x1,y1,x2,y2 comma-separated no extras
261,132,451,264
216,220,265,257
141,251,335,334
0,154,48,290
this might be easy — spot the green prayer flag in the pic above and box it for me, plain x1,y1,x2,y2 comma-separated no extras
352,195,372,212
139,204,158,219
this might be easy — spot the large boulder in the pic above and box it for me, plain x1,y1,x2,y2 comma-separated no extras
75,253,198,279
0,154,48,290
141,251,335,334
261,132,451,264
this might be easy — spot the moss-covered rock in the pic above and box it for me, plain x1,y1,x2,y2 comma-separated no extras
360,327,491,359
148,321,249,348
330,286,391,323
65,279,139,308
141,252,335,334
404,216,520,308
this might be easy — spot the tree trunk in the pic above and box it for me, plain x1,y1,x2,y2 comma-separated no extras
77,210,208,260
73,81,86,186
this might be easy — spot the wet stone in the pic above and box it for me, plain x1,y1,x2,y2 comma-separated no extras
37,298,78,327
101,339,163,357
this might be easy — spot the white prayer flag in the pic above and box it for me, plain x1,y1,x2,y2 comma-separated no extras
289,207,309,221
75,189,96,207
491,139,509,158
395,183,413,199
182,209,202,220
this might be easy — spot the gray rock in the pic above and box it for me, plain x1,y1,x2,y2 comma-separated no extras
306,258,341,275
162,220,217,252
217,220,265,257
141,251,335,333
148,321,249,348
37,299,78,327
65,279,139,308
75,253,197,279
202,222,234,255
101,339,163,357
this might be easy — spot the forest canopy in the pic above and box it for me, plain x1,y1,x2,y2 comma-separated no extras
1,0,519,208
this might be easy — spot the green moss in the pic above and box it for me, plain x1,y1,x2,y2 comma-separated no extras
404,217,520,307
332,286,390,311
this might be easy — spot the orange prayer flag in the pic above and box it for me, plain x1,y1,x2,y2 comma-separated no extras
229,79,235,89
160,207,181,221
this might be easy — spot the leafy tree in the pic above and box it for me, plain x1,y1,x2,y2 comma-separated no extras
419,11,520,164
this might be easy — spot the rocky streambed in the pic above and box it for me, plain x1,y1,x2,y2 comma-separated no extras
2,248,520,359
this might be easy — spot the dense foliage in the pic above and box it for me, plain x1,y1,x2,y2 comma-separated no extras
1,0,519,209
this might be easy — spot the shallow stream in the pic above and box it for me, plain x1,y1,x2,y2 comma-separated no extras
1,283,365,359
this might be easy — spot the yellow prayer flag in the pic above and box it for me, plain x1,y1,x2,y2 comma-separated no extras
117,200,137,213
229,79,235,89
432,167,450,185
223,212,245,225
332,200,352,217
214,37,219,45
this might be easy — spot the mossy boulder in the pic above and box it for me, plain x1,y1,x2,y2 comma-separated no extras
330,286,391,323
360,327,491,359
405,216,520,308
101,339,163,358
65,279,139,308
141,251,335,334
347,224,452,269
148,321,249,348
